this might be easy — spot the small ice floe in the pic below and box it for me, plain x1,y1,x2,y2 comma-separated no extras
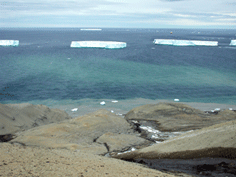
71,108,78,112
111,100,118,103
174,99,179,102
116,113,123,116
100,101,106,105
229,108,233,110
67,58,71,60
111,110,114,113
211,108,220,113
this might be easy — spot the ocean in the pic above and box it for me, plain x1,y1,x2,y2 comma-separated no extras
1,28,236,116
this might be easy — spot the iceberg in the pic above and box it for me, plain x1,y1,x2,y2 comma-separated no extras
153,39,218,46
0,40,19,47
229,40,236,46
70,41,126,49
80,28,102,31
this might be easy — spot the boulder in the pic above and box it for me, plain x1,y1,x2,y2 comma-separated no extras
10,109,151,155
125,102,236,132
112,120,236,160
0,103,71,135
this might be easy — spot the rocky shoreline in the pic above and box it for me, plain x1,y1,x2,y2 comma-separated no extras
0,102,236,176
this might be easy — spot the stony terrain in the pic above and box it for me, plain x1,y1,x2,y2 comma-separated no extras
0,102,236,176
112,119,236,160
0,103,72,135
125,102,236,132
0,143,173,177
10,109,152,155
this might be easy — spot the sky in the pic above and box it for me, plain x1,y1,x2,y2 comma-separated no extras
0,0,236,29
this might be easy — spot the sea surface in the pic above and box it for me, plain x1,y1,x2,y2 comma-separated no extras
0,28,236,116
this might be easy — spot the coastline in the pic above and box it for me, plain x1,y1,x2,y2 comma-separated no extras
1,100,236,176
47,98,236,118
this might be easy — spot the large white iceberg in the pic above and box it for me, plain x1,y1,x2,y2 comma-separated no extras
153,39,218,46
0,40,19,47
70,41,126,49
229,40,236,46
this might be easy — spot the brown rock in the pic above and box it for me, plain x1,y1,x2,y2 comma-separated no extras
0,103,72,135
10,109,149,155
112,120,236,160
96,132,152,152
0,143,174,177
125,102,236,132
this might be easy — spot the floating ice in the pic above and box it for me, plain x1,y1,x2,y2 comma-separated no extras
230,40,236,46
153,39,218,46
174,99,179,102
0,40,19,46
111,100,118,103
71,108,78,112
100,101,106,105
80,29,102,31
70,41,127,49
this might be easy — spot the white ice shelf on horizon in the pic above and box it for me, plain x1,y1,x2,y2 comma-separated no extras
0,40,19,46
229,40,236,46
70,41,127,49
153,39,218,46
80,29,102,31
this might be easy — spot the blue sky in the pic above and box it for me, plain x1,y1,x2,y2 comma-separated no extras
1,0,236,28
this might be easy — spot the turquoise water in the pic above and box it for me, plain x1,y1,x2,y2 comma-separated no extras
1,28,236,114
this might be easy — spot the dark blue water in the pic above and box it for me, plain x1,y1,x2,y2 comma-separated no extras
0,28,236,111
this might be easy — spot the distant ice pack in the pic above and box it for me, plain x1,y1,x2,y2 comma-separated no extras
0,40,19,46
230,40,236,46
153,39,218,46
70,41,127,49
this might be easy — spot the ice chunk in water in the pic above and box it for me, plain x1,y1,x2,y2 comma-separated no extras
70,41,126,49
153,39,218,46
0,40,19,46
230,40,236,46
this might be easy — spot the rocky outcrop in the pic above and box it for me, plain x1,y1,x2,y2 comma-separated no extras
96,132,151,152
125,102,236,132
112,119,236,160
10,109,151,155
0,103,72,136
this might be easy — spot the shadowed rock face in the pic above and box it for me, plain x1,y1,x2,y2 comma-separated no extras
125,102,236,132
0,103,72,135
10,109,152,155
